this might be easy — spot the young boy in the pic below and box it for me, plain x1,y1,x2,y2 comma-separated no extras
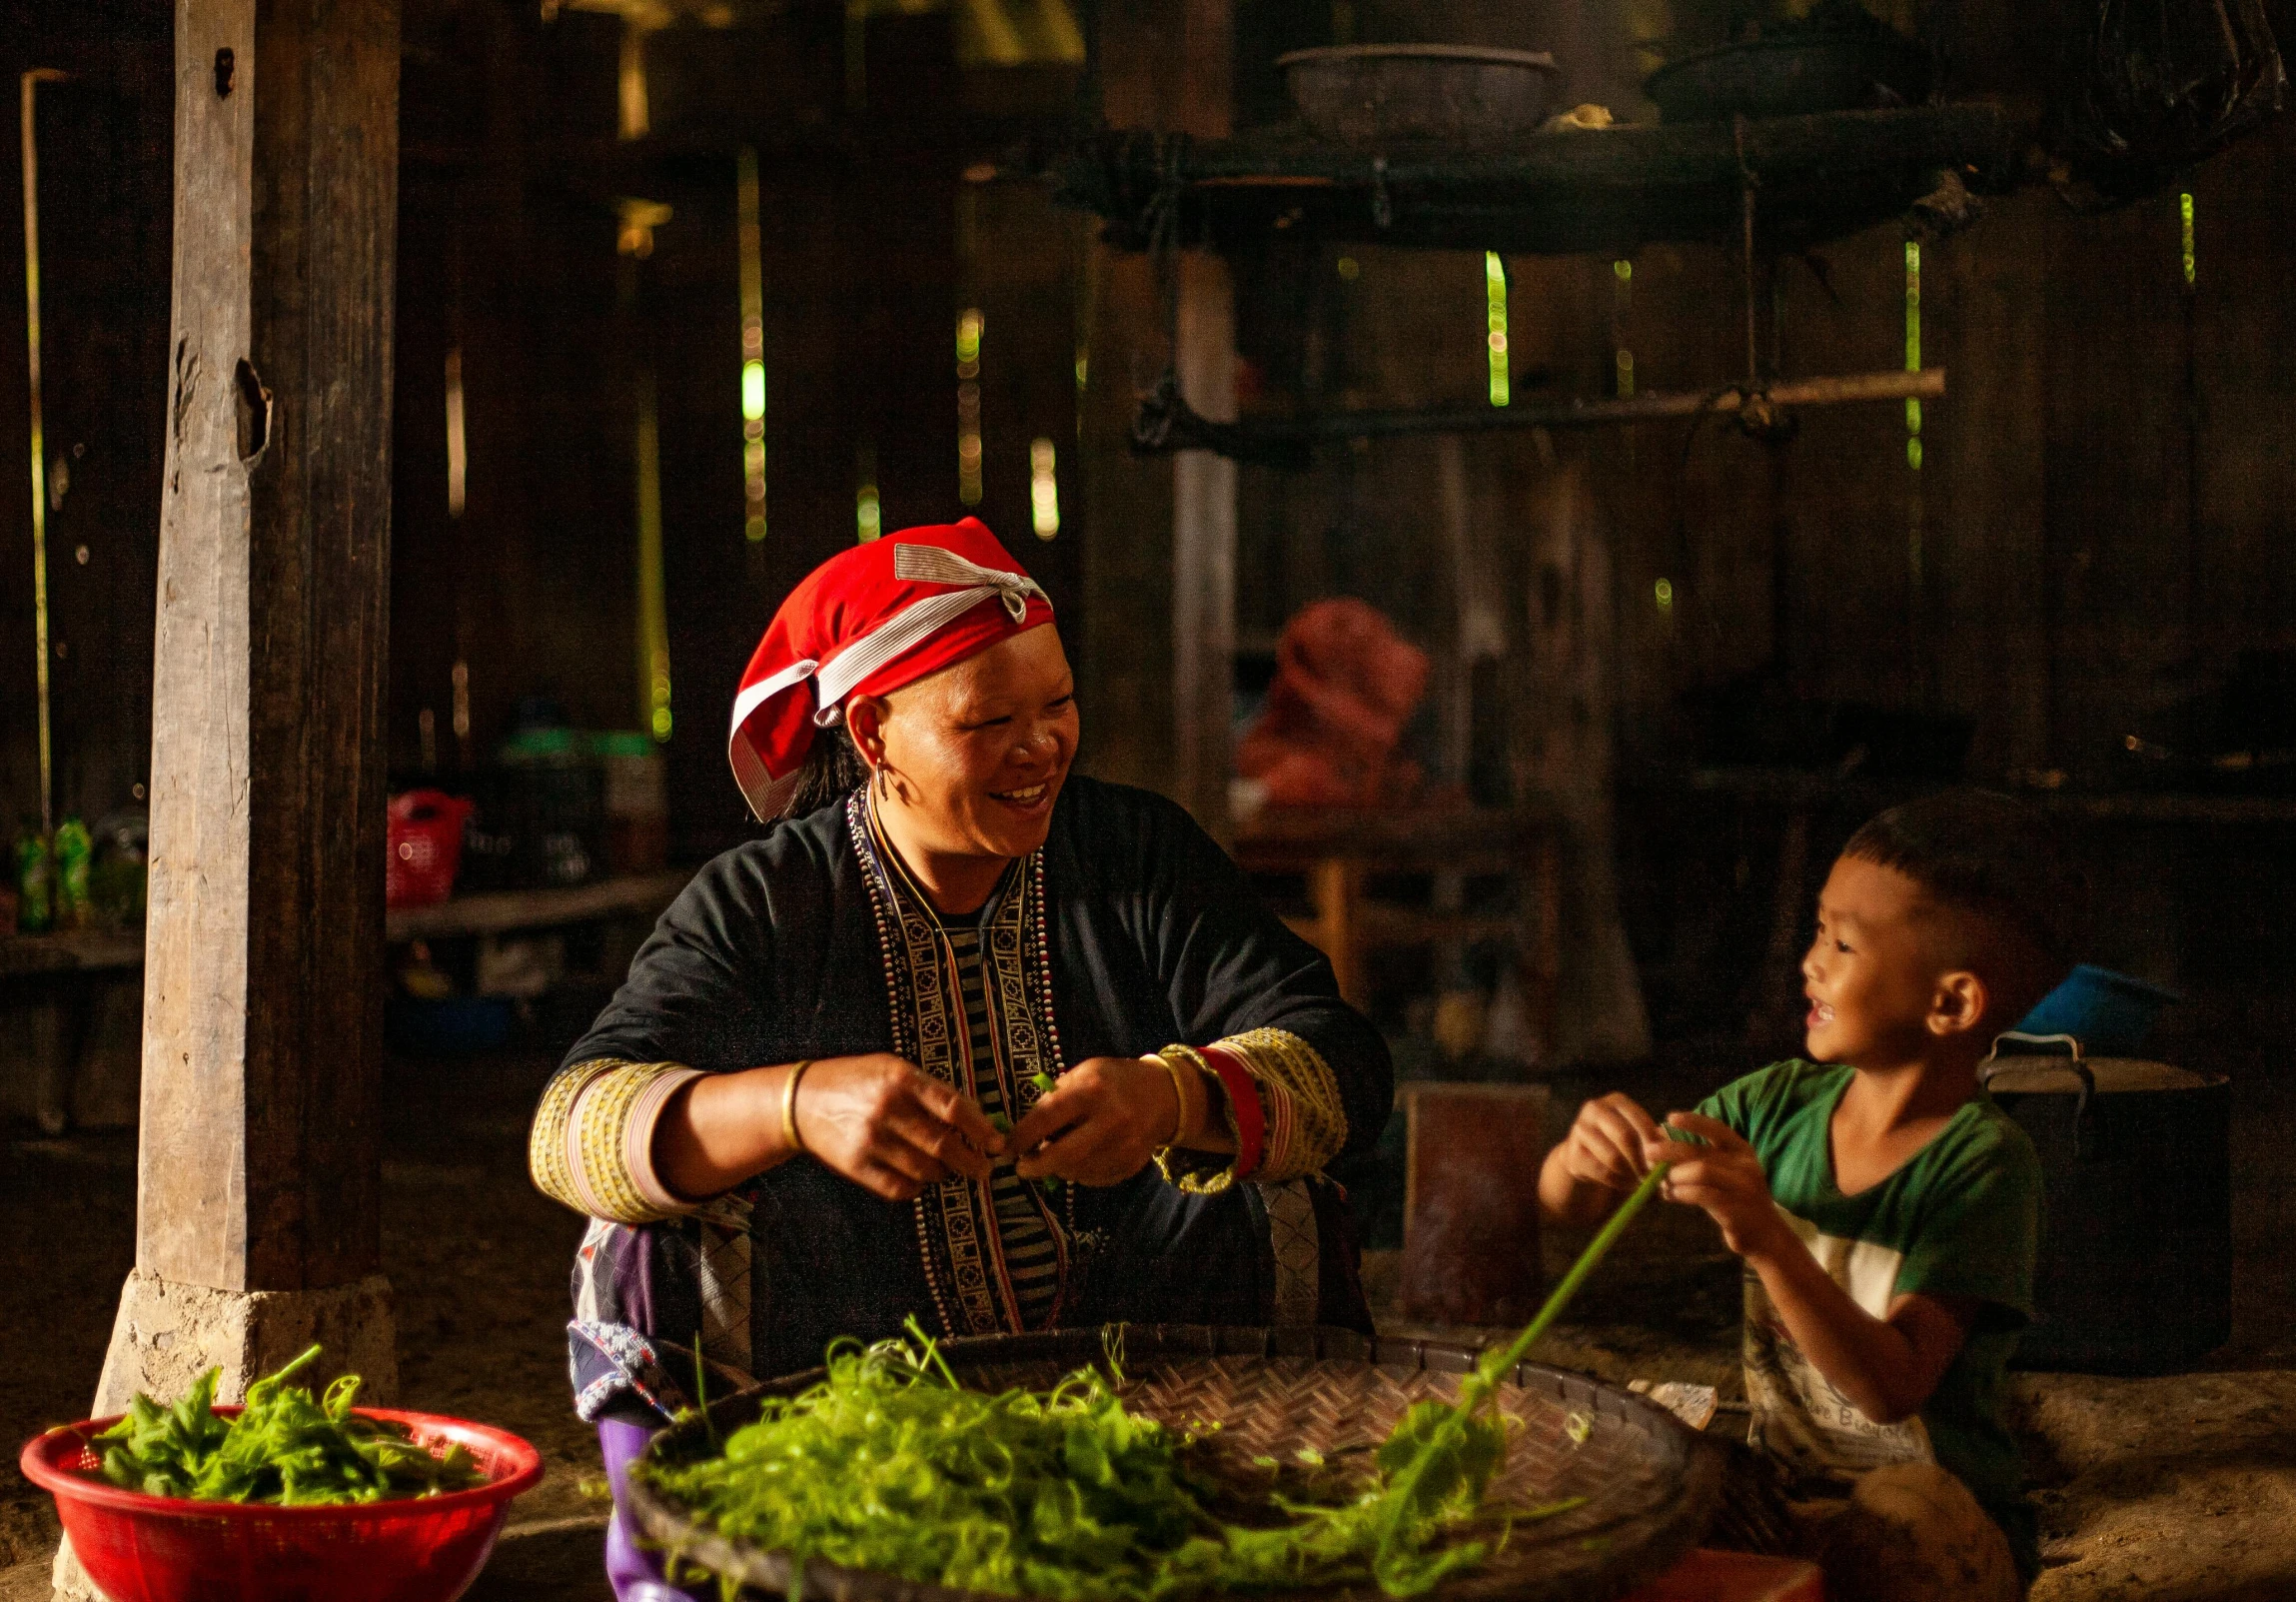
1541,792,2067,1600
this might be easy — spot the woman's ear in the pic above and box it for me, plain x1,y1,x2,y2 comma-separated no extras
845,695,888,767
1929,971,1989,1037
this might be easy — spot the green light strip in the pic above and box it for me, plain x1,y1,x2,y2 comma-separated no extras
2180,191,2196,289
1613,258,1635,399
956,308,983,505
22,72,56,833
1904,240,1922,472
856,443,881,543
1485,252,1509,407
635,370,670,741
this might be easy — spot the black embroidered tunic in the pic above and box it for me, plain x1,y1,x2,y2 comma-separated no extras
534,776,1393,1416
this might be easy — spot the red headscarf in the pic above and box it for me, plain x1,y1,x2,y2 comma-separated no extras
728,518,1053,818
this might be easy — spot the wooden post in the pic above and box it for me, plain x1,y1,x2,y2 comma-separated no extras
1306,858,1365,1009
1516,461,1651,1065
89,0,401,1412
1169,0,1234,834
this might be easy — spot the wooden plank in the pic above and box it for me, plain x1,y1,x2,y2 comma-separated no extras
385,868,691,942
1168,0,1236,836
137,0,401,1295
1684,766,2296,824
0,931,145,977
1060,105,2026,257
1231,368,1945,447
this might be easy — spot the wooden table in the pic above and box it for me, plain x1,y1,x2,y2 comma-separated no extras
1,930,149,1134
1,873,693,1134
0,929,147,978
384,868,691,943
1231,805,1562,1052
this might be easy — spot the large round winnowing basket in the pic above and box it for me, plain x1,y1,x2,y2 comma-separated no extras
626,1325,1724,1602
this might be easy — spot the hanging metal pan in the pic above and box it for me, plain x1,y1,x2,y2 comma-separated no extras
1277,45,1563,146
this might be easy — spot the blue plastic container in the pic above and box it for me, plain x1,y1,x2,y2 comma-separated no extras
2014,964,2182,1055
385,994,515,1057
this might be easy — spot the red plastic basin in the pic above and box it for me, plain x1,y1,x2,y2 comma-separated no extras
20,1406,545,1602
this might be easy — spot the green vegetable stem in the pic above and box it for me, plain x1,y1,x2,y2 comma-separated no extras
92,1345,488,1506
644,1164,1672,1599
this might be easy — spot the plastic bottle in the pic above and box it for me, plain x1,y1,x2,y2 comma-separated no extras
14,824,54,933
53,815,92,931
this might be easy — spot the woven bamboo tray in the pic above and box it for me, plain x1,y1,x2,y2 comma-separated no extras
626,1324,1724,1602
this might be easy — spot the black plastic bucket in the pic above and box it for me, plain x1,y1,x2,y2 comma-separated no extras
1982,1032,2231,1374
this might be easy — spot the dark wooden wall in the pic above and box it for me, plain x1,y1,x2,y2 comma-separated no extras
5,0,2293,1039
389,1,1082,858
0,0,174,830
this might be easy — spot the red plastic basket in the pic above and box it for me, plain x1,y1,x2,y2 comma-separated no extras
387,791,474,909
20,1407,545,1602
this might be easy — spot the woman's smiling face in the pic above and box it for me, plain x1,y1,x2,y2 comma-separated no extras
856,623,1079,865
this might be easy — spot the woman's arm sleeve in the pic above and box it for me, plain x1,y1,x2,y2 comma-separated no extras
1129,796,1393,1185
529,852,780,1222
530,1059,703,1223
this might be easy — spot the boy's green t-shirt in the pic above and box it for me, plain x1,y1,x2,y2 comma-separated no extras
1697,1059,2043,1580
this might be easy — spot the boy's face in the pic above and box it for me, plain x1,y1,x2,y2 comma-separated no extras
1801,855,1963,1065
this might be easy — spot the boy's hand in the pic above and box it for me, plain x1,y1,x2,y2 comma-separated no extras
1559,1093,1667,1194
1644,1111,1792,1260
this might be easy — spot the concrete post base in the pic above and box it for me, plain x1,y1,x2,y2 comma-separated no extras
52,1270,397,1599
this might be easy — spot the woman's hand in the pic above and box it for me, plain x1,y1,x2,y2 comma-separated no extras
796,1053,1005,1202
1006,1056,1181,1187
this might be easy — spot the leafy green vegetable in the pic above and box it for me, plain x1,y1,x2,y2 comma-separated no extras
648,1163,1676,1600
92,1345,488,1506
644,1321,1565,1601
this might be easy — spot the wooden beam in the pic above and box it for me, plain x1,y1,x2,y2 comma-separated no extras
132,0,401,1300
1169,0,1234,835
1136,369,1949,461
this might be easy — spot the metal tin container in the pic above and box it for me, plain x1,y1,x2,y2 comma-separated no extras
1981,1033,2231,1373
1277,45,1562,146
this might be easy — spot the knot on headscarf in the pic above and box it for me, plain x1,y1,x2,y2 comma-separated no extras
892,543,1046,623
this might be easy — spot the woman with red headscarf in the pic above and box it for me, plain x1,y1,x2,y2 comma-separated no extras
530,520,1391,1600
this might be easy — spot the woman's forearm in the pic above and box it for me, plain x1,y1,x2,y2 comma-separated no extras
1171,1059,1237,1153
651,1064,799,1200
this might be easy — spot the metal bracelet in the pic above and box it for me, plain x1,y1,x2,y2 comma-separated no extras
781,1059,814,1155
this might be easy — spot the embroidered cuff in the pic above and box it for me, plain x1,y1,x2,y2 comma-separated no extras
1151,1029,1347,1193
530,1058,703,1224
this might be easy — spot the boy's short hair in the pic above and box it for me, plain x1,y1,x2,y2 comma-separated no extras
1841,790,2082,995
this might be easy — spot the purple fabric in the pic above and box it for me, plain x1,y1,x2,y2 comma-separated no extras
600,1417,709,1602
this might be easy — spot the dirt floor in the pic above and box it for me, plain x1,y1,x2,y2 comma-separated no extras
4,1043,2293,1600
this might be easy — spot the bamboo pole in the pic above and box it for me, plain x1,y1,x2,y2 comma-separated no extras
1255,367,1946,444
21,70,66,835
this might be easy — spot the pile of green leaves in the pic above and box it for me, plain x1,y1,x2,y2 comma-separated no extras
647,1164,1677,1602
642,1322,1572,1602
92,1344,489,1506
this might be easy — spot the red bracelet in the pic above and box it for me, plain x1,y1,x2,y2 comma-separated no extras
1199,1044,1265,1181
